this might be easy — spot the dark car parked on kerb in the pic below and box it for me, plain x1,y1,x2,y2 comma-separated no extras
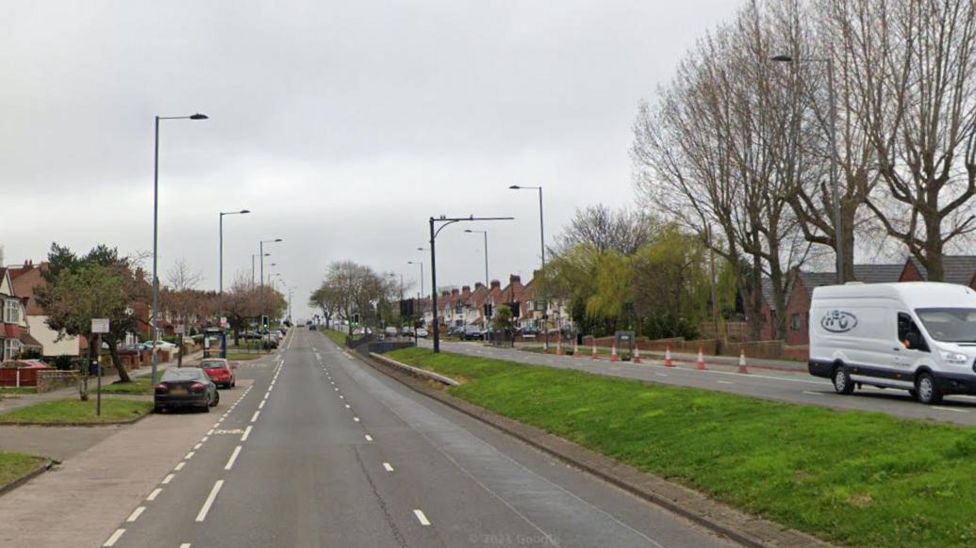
154,367,219,413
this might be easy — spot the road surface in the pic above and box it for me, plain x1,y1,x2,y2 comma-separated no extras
103,328,733,547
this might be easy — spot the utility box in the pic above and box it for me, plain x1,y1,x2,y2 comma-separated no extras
615,331,635,354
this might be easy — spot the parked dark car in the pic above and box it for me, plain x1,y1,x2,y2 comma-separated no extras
462,325,484,340
154,367,219,413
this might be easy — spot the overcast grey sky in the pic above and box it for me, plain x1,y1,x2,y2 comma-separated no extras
1,0,739,320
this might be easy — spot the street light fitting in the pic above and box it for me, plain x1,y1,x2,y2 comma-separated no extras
508,185,520,189
770,54,794,62
189,113,209,120
240,209,250,214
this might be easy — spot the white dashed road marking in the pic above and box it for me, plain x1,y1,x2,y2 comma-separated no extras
383,462,394,472
102,528,125,546
196,480,225,522
146,488,162,501
175,462,185,471
225,446,243,470
251,411,261,422
126,506,145,522
241,425,253,441
364,434,373,442
162,473,175,484
413,509,431,526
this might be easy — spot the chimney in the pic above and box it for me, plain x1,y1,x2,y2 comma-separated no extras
490,280,501,290
509,274,521,284
475,282,485,290
441,290,450,297
461,286,471,299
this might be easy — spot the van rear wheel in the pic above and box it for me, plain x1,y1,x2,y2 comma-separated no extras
832,366,855,395
915,373,943,404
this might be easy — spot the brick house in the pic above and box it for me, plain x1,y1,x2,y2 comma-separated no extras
8,261,80,358
0,267,39,360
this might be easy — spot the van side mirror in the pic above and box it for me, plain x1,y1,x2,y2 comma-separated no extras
906,332,921,349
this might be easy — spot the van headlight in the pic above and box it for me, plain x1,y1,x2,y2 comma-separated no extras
939,350,970,365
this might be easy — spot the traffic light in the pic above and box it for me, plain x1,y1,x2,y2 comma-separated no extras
483,303,493,318
261,315,269,328
510,302,520,319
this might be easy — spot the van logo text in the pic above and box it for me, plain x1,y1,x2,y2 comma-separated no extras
821,310,857,333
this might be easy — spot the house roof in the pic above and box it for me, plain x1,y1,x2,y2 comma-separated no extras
909,256,976,286
796,263,905,298
8,263,47,315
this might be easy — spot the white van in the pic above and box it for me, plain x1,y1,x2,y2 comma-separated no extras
809,282,976,404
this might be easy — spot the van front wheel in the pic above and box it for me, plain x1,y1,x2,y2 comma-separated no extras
915,373,943,404
832,366,855,395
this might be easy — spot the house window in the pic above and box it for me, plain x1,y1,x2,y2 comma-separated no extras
4,300,19,324
790,313,802,331
2,338,21,361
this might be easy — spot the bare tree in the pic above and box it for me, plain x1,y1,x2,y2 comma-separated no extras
552,205,656,256
841,0,976,281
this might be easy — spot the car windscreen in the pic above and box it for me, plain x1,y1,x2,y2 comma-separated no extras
161,368,205,382
201,360,226,369
915,308,976,343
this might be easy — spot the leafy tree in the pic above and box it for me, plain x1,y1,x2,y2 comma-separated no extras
491,303,514,332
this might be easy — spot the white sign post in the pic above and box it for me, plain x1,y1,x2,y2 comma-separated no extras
91,319,110,416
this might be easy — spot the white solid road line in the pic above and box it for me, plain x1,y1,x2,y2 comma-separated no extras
802,391,824,396
126,506,146,522
413,509,431,526
364,434,373,442
251,411,261,422
383,462,394,472
174,462,185,471
932,406,969,413
225,446,243,470
717,380,734,385
241,425,253,441
196,480,225,522
146,488,162,501
102,528,125,547
162,473,175,484
180,544,191,548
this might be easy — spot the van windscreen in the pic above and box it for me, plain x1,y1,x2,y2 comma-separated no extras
915,308,976,343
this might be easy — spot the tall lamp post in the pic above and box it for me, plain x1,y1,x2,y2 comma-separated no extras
151,112,207,389
259,239,282,348
508,185,548,348
464,229,490,332
429,215,514,353
772,54,843,284
407,260,424,299
219,209,250,322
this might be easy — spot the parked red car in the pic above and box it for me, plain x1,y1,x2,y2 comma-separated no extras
201,358,236,388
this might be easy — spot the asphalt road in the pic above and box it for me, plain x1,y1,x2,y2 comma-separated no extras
425,340,976,427
104,328,733,548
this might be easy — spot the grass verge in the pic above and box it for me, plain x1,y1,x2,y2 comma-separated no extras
226,352,262,361
0,387,37,395
388,347,976,547
0,398,153,425
323,329,348,347
99,371,164,395
0,453,47,487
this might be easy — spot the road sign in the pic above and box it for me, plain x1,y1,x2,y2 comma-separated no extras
174,324,185,335
220,316,228,328
91,318,110,334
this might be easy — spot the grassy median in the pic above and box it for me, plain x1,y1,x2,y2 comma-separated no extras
0,453,47,487
323,329,348,346
389,347,976,547
0,398,153,425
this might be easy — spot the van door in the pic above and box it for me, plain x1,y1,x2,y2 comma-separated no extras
896,311,930,378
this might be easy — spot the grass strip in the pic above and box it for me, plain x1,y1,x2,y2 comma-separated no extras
99,371,164,395
226,352,262,361
0,387,37,395
0,453,47,486
0,398,153,425
388,347,976,547
323,329,348,347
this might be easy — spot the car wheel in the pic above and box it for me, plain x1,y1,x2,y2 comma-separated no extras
231,380,236,388
915,372,943,404
212,391,220,407
154,406,165,414
832,365,855,395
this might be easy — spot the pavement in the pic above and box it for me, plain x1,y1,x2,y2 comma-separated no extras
86,327,735,547
422,340,976,427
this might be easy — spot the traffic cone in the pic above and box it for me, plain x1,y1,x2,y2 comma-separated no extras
633,345,642,364
611,344,620,362
696,347,707,370
591,342,598,359
556,339,563,356
738,349,749,374
664,345,674,367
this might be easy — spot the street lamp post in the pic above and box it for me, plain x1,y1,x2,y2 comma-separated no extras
509,185,548,348
772,54,843,284
151,112,207,390
407,261,424,299
464,229,490,332
429,215,514,353
219,209,250,323
259,239,282,349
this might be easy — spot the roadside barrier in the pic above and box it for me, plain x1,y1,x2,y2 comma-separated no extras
573,340,580,358
738,349,749,374
632,346,642,364
611,344,620,362
696,347,707,370
556,339,563,356
665,346,674,367
592,343,598,359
